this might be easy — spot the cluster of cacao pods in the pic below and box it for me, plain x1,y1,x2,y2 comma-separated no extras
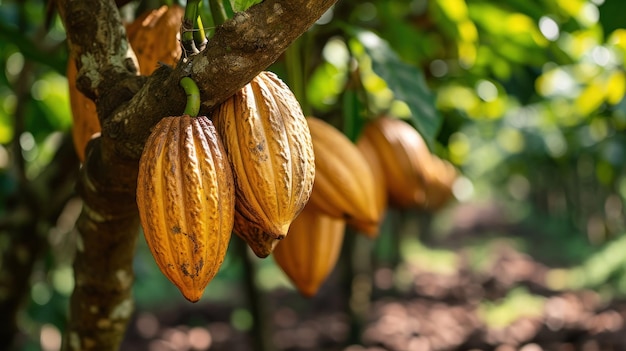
136,71,315,302
69,6,458,301
270,116,459,297
266,116,384,297
67,5,183,161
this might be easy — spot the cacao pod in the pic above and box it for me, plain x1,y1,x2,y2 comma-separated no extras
272,204,345,297
213,71,315,240
355,131,388,214
67,58,101,162
423,156,457,211
358,116,433,209
306,116,382,236
233,213,281,258
136,115,235,302
126,4,183,75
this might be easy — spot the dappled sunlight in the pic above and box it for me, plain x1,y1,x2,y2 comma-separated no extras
40,324,62,351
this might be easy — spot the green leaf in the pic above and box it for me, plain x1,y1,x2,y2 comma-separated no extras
230,0,262,12
355,30,442,148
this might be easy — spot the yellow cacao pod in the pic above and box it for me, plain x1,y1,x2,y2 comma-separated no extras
355,133,388,234
233,213,281,258
272,204,345,297
67,58,100,162
359,116,432,209
126,4,183,75
136,115,235,302
422,156,457,211
213,71,315,239
306,117,382,236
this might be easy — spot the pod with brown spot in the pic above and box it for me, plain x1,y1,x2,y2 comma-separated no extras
136,115,235,302
213,71,315,241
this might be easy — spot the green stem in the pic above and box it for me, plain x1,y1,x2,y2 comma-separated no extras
209,0,228,26
182,0,201,54
180,76,201,117
194,15,208,52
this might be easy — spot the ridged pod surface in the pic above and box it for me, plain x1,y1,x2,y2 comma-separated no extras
68,5,182,161
136,115,235,302
272,204,345,297
306,117,381,236
125,4,183,75
213,71,315,239
359,117,433,209
232,213,281,258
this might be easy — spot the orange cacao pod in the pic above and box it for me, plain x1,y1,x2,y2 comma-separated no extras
126,4,183,75
423,156,457,211
67,58,100,162
355,131,388,215
359,117,433,209
272,204,345,297
306,117,382,236
136,115,235,302
213,71,315,240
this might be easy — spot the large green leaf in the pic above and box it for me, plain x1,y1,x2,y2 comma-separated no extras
355,30,442,148
230,0,263,12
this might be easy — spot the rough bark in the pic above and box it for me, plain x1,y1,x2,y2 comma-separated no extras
64,138,140,351
54,0,339,350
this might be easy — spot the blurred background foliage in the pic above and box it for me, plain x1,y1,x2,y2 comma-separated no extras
2,0,626,350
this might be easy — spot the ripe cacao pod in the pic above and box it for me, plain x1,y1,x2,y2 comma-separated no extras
358,116,433,209
423,156,457,211
68,5,182,161
306,117,382,236
213,71,315,240
67,58,101,162
272,204,345,297
355,131,388,217
125,4,183,75
233,213,281,258
136,115,235,302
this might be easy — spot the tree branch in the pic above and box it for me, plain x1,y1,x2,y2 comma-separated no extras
107,0,339,160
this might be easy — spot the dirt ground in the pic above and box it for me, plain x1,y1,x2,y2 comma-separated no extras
120,204,626,351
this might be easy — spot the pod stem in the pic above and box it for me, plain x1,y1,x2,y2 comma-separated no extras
180,76,201,117
182,0,201,55
194,15,208,52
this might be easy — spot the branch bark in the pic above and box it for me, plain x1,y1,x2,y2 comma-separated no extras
54,0,339,350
